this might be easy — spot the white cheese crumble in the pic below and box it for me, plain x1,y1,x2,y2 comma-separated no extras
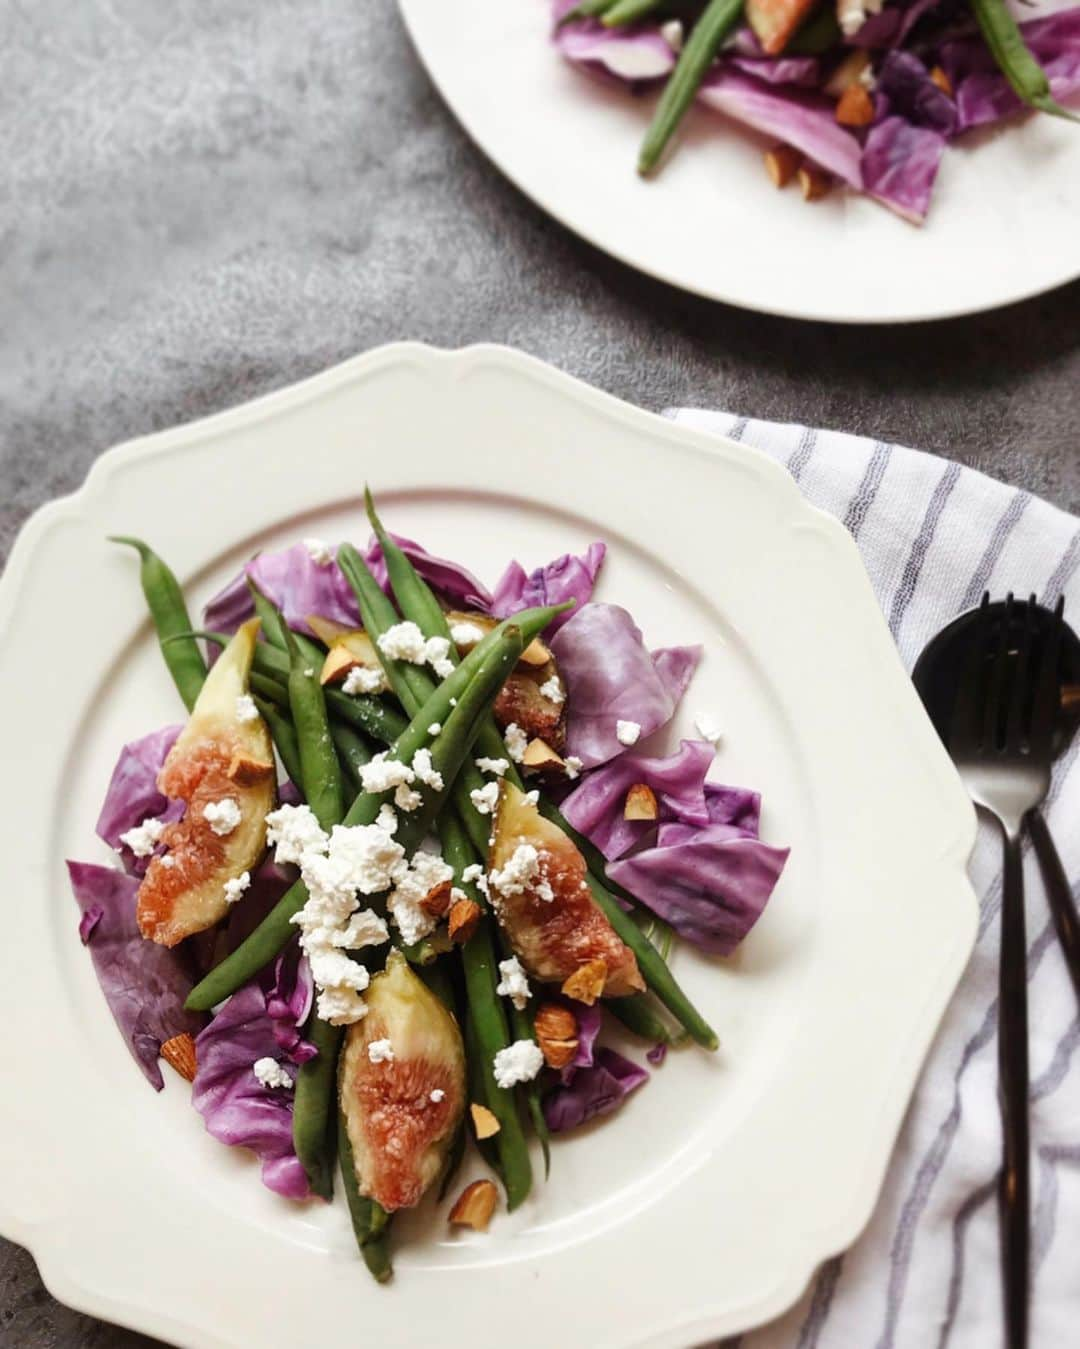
224,871,251,904
427,722,442,736
376,802,399,835
266,802,328,866
377,621,427,663
360,752,415,795
695,712,723,745
461,863,484,885
203,797,242,837
450,620,485,645
343,664,388,696
119,816,165,858
253,1057,294,1090
330,908,390,949
160,854,176,869
430,1088,446,1103
309,948,371,994
661,17,684,49
318,987,369,1026
522,790,540,807
539,676,565,706
616,720,642,747
303,537,333,566
493,1040,545,1089
495,956,532,1010
470,781,501,816
367,1038,395,1064
504,723,528,763
235,693,260,724
387,852,453,945
490,843,540,898
411,747,444,791
475,756,509,777
395,784,423,812
303,667,315,679
424,636,454,679
564,756,583,781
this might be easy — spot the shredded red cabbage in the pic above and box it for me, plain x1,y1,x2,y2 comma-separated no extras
491,542,606,633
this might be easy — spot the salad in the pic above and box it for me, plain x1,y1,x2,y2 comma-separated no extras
552,0,1080,221
69,493,788,1280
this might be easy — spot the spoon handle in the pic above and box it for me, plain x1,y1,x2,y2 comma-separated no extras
1028,809,1080,1011
999,828,1030,1349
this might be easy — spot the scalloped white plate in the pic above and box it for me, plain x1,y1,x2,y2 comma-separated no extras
0,343,976,1347
396,0,1080,322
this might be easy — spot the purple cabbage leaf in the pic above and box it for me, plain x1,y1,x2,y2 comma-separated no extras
363,532,493,612
544,1048,650,1132
96,724,183,873
204,543,360,638
861,116,947,223
491,542,606,634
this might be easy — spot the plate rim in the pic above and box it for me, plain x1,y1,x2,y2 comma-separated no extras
0,341,979,1347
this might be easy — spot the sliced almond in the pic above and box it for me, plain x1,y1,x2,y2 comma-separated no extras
561,958,608,1006
929,65,953,96
421,879,453,918
518,637,552,668
534,1002,579,1070
226,752,275,786
448,1179,498,1231
522,737,566,771
161,1032,198,1082
798,168,832,202
320,644,362,686
764,144,801,188
448,897,482,945
306,615,355,646
824,48,870,98
470,1102,501,1139
836,84,874,127
624,783,659,822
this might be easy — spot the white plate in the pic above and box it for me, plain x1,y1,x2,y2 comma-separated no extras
0,343,976,1347
396,0,1080,322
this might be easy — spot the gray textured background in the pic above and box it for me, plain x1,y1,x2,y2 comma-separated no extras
1,0,1078,1344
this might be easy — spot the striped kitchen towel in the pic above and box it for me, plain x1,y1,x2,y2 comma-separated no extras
671,410,1080,1349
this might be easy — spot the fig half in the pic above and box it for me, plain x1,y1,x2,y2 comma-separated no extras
339,952,466,1212
136,619,275,946
487,783,644,998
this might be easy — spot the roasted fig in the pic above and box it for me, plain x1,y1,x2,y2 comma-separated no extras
487,783,644,998
339,952,466,1213
137,619,275,946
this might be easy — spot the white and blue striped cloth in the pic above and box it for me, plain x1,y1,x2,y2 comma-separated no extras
672,410,1080,1349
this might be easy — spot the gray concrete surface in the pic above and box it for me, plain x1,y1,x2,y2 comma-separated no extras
1,1,1078,1345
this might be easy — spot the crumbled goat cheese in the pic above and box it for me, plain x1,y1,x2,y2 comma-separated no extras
661,17,683,49
376,802,399,835
522,790,539,807
224,871,251,904
504,723,528,762
377,621,427,663
254,1057,294,1089
388,852,454,945
303,667,315,679
235,693,259,723
495,956,532,1011
429,1088,445,1103
360,752,415,795
395,785,423,812
367,1038,395,1064
317,986,369,1026
203,797,242,837
450,621,485,645
343,665,388,696
475,756,509,777
427,722,442,736
119,816,165,858
160,854,176,869
411,747,444,791
490,844,540,898
837,0,881,36
695,712,723,745
309,948,371,993
616,720,641,747
493,1040,545,1088
470,781,501,816
431,657,454,680
449,697,457,707
266,803,328,866
423,636,454,680
303,537,333,566
564,756,583,780
539,676,565,706
461,863,484,885
330,909,390,949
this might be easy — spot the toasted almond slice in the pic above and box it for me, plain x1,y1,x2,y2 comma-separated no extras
764,145,801,188
534,1002,579,1069
161,1032,198,1082
561,958,608,1006
798,168,832,202
836,84,874,127
448,1179,498,1231
519,637,552,668
624,783,659,822
320,644,361,686
470,1102,501,1139
824,48,870,97
226,752,275,786
306,615,356,646
448,897,482,945
522,737,565,771
421,879,453,918
929,65,953,96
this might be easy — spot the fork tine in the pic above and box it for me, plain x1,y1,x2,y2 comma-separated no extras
983,593,1013,751
949,593,991,755
1030,595,1065,756
1005,596,1036,752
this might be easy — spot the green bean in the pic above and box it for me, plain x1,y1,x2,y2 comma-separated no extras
970,0,1080,120
294,1017,342,1199
602,0,664,25
249,580,327,668
253,695,304,787
330,721,374,794
637,0,745,175
338,1104,392,1282
496,929,551,1178
186,625,525,1011
249,670,287,708
558,0,617,24
606,990,675,1043
110,537,207,710
463,1004,506,1182
784,6,840,54
278,606,344,832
